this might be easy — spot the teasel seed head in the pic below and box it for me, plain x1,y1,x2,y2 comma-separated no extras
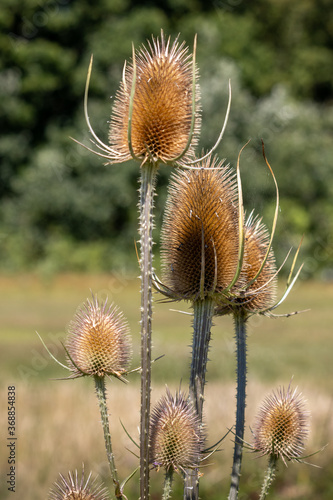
66,295,131,379
109,30,201,166
217,212,277,315
49,467,109,500
150,388,203,473
252,385,310,465
160,155,239,301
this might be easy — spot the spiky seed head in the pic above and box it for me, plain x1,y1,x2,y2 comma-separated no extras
66,295,131,378
252,385,310,465
109,30,201,166
149,389,202,472
217,213,277,314
48,467,109,500
161,156,239,301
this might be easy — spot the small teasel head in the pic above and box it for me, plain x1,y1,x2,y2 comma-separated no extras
109,29,201,166
66,295,131,379
217,212,277,315
252,384,310,465
48,467,109,500
160,155,239,301
149,388,203,473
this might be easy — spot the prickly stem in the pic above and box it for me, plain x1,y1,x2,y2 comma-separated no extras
259,455,278,500
162,469,174,500
184,298,215,500
94,375,122,499
228,309,248,500
139,161,158,500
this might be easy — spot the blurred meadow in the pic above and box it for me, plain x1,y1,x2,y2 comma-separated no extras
0,273,332,499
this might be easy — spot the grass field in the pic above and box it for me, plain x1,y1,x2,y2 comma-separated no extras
0,273,332,499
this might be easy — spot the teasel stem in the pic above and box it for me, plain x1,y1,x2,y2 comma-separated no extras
228,308,248,500
162,469,174,500
259,455,278,500
94,375,122,499
184,298,215,500
139,161,159,500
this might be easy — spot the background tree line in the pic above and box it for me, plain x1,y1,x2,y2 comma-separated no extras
0,0,332,277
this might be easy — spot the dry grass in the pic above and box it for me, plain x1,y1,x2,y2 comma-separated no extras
0,274,332,499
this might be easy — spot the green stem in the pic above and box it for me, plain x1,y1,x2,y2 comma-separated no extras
139,161,158,500
94,375,122,499
228,309,248,500
163,469,174,500
259,455,278,500
184,298,215,500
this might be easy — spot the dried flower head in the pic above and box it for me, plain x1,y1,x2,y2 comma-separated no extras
252,385,310,465
150,389,202,472
109,30,201,166
216,213,277,315
160,155,239,301
66,295,131,379
49,467,109,500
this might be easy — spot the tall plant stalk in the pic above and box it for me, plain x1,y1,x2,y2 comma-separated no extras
184,298,215,500
139,161,158,500
228,309,248,500
94,375,122,499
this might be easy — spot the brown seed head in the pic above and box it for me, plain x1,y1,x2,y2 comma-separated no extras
49,468,109,500
109,30,200,165
161,156,239,301
149,389,203,472
66,296,131,378
217,213,277,314
252,385,310,464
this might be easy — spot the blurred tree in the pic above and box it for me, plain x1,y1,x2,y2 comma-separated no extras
0,0,332,276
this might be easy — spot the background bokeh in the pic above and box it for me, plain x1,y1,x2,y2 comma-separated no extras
0,0,332,276
0,1,332,499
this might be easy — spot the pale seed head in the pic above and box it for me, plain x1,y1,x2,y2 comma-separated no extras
161,156,239,301
149,388,203,472
66,295,131,379
109,30,200,166
48,468,109,500
252,385,310,464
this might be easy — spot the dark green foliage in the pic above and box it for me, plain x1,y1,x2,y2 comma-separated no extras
0,0,332,275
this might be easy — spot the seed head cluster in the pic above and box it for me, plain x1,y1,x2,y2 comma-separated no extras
66,296,131,379
49,468,109,500
149,389,202,472
161,156,239,301
252,385,309,464
109,30,200,165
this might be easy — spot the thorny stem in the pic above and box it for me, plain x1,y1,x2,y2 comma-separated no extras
163,469,174,500
228,309,248,500
259,455,278,500
94,375,122,499
184,298,215,500
139,161,158,500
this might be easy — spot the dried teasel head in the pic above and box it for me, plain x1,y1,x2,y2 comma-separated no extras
108,29,201,166
252,384,310,465
150,388,203,473
216,212,277,315
48,467,109,500
159,155,239,301
66,295,131,379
